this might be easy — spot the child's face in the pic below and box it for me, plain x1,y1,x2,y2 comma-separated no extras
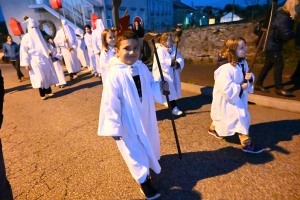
235,40,247,58
106,31,116,47
115,39,140,65
163,36,173,48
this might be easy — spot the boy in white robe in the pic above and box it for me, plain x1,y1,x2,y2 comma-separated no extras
75,28,89,70
54,20,81,81
84,25,97,75
20,17,58,100
152,33,184,116
209,37,263,154
48,37,66,88
92,19,105,77
98,31,169,200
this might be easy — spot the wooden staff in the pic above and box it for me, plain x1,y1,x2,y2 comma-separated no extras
151,34,182,159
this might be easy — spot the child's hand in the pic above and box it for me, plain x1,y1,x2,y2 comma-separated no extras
245,72,252,81
160,81,169,91
25,66,31,71
241,82,248,90
171,59,176,67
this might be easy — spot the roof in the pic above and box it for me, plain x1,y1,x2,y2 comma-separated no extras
173,1,196,10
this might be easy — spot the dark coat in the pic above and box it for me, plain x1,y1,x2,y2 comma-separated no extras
295,23,300,50
265,8,295,52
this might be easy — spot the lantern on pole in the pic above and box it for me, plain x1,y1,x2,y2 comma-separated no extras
91,13,99,30
9,18,24,36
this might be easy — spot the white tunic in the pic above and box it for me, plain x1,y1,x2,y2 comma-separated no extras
92,31,102,74
54,29,81,73
98,57,164,183
152,44,184,102
76,36,89,67
84,33,97,72
211,60,255,136
20,34,58,89
99,46,115,86
48,43,66,86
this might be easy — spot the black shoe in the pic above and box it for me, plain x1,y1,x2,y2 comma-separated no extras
275,89,294,97
242,142,263,154
140,176,160,200
254,85,270,93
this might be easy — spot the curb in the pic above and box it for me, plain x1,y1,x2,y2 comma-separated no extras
181,82,300,114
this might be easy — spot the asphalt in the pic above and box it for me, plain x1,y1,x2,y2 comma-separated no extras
1,63,300,200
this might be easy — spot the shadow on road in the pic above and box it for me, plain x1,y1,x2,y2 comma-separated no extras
155,146,273,200
156,94,212,121
4,83,32,94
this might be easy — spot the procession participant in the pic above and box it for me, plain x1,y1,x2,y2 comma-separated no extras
54,20,81,81
47,37,66,88
209,37,263,154
20,17,58,100
255,0,300,96
152,33,184,116
75,28,89,70
98,31,169,200
99,28,116,86
2,34,25,82
84,25,97,75
132,19,144,50
92,19,105,78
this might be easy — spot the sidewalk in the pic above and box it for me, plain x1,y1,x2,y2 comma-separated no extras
181,63,300,113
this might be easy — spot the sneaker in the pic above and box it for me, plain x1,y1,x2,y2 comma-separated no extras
94,73,98,77
208,129,223,139
73,75,78,79
242,143,263,154
46,93,54,97
140,176,160,200
91,70,95,75
41,96,46,100
172,106,183,116
163,102,168,108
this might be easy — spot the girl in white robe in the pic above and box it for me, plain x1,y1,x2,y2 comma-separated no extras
152,33,184,116
20,17,58,100
84,25,97,75
54,20,81,81
98,31,168,200
99,29,116,86
75,28,89,69
209,37,263,154
47,37,66,88
92,19,105,77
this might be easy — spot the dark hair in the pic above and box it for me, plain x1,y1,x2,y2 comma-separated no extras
115,30,138,49
5,34,12,41
84,24,91,29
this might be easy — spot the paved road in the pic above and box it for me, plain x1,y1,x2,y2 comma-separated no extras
1,64,300,199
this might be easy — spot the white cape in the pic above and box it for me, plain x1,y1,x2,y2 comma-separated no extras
211,60,254,136
152,44,184,102
98,57,163,183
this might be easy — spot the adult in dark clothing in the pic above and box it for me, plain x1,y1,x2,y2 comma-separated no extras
0,70,14,200
133,20,145,51
290,22,300,85
255,0,300,97
3,35,25,82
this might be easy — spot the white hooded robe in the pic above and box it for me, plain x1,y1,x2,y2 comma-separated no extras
20,18,58,89
210,60,255,136
92,19,105,74
99,46,115,86
84,32,97,72
98,57,164,183
75,28,89,68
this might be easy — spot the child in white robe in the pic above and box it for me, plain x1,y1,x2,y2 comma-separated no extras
209,37,263,154
84,25,97,75
75,28,89,70
92,19,105,78
48,37,66,88
99,29,116,86
98,31,169,200
152,33,184,116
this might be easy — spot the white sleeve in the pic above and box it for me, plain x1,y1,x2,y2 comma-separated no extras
20,36,30,67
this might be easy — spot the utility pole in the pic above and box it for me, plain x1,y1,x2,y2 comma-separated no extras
231,0,235,22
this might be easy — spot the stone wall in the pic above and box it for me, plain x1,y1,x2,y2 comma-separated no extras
178,23,258,62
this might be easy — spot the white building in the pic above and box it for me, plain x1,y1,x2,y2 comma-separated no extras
0,0,176,43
